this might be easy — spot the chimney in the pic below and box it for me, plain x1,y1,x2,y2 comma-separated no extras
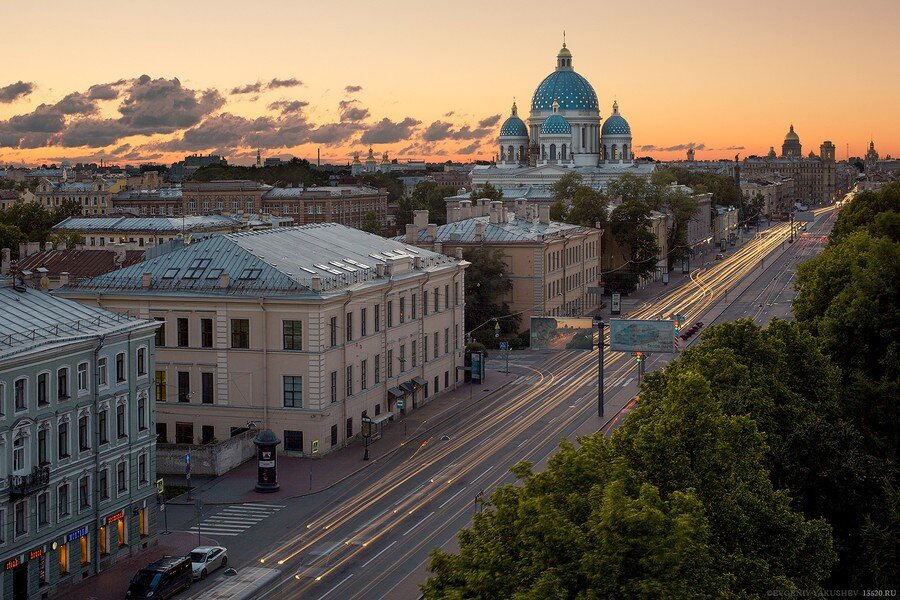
474,221,485,242
447,207,460,224
141,272,152,288
454,247,464,259
1,248,9,275
459,201,471,220
375,262,386,277
19,243,27,258
59,272,69,287
489,200,502,224
434,241,443,255
414,256,424,269
426,224,437,241
39,274,50,291
539,205,551,224
477,198,488,216
413,210,429,228
311,276,322,291
218,272,230,289
405,223,418,244
55,241,66,251
26,241,39,257
113,245,126,267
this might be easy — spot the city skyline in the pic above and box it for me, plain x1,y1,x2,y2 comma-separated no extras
1,0,897,166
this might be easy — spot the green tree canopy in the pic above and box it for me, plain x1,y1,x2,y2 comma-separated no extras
190,157,328,188
566,186,609,228
359,210,381,235
0,224,27,258
462,246,518,337
830,182,900,243
550,171,583,204
469,182,504,203
608,198,659,282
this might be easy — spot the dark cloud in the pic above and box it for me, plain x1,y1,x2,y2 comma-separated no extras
58,119,129,147
231,82,262,95
457,141,482,155
8,105,66,133
54,92,98,115
152,113,275,151
639,142,706,152
478,114,501,128
338,100,369,122
0,81,35,103
421,120,489,142
443,111,455,117
719,145,745,150
268,100,309,114
117,75,224,133
268,78,302,89
307,122,360,146
344,85,363,93
87,80,127,100
360,117,421,144
111,143,132,155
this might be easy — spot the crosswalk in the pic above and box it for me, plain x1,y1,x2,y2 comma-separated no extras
189,503,284,537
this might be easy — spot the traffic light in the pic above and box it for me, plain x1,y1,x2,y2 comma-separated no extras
674,317,681,335
635,352,643,363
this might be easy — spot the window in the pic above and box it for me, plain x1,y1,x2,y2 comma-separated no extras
14,378,26,411
399,297,405,323
138,453,148,484
434,287,439,312
177,318,189,347
374,354,381,384
15,501,27,536
387,300,393,328
79,415,90,451
200,372,213,405
330,317,338,347
154,318,166,347
175,371,192,402
138,396,147,430
116,403,126,438
38,428,48,464
58,483,70,518
412,293,417,319
98,409,108,444
434,332,439,358
445,284,450,309
331,424,338,447
58,367,70,400
38,372,48,405
387,349,393,378
360,308,367,337
201,318,213,348
424,338,429,362
79,476,90,510
445,328,450,354
13,435,26,472
117,461,127,492
285,430,303,452
456,324,460,349
137,347,146,376
346,312,353,341
423,290,428,316
155,371,167,402
330,371,337,404
38,492,49,526
231,319,250,348
283,376,302,408
98,357,108,387
374,304,380,332
156,423,168,444
445,370,450,389
412,341,417,367
346,365,353,396
99,468,109,500
400,345,406,372
58,421,69,458
282,320,302,350
455,282,460,305
116,352,125,383
361,359,368,390
346,417,353,439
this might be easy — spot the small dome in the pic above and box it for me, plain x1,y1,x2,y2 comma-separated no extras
784,124,800,141
541,113,571,135
601,115,630,136
499,101,528,137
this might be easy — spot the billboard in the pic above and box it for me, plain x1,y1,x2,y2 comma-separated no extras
530,317,598,350
609,319,675,353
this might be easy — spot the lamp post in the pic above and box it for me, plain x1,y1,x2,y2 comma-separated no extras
362,416,373,461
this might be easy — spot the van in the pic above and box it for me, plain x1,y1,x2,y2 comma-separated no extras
125,555,192,599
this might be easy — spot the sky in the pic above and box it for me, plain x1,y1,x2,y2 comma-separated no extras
1,0,897,166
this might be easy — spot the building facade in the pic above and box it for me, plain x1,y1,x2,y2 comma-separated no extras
741,126,836,204
0,281,158,600
58,224,467,458
34,177,126,216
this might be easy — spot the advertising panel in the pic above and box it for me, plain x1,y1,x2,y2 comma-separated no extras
530,317,598,350
609,319,676,353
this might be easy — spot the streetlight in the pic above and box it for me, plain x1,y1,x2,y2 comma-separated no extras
362,415,373,461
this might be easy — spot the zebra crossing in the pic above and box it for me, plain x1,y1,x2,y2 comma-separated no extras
189,503,284,537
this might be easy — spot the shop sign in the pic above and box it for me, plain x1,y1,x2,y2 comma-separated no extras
29,548,44,561
106,510,125,524
4,557,21,570
66,526,88,543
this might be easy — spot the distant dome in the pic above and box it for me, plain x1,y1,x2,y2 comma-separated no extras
785,124,800,141
601,101,631,136
531,45,598,112
541,114,571,135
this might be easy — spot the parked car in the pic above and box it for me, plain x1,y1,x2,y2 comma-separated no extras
715,252,726,260
126,555,192,599
190,546,228,580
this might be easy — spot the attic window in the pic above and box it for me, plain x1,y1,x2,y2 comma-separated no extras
205,269,223,280
238,268,262,280
162,268,180,279
183,258,212,279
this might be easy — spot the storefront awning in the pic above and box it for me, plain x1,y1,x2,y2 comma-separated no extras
412,376,427,387
370,412,394,425
388,387,405,398
399,381,416,393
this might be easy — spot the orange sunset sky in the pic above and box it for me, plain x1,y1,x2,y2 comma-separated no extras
1,0,897,167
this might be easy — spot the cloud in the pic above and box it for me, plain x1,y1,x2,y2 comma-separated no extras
268,78,302,89
87,80,127,100
54,92,99,115
58,119,129,147
421,120,490,142
719,145,745,150
268,100,309,114
117,75,224,133
457,141,482,155
151,113,275,152
7,105,66,133
231,82,262,95
344,85,363,93
307,122,360,146
443,111,455,117
478,114,501,128
0,81,36,103
360,117,420,144
338,99,370,122
639,142,706,152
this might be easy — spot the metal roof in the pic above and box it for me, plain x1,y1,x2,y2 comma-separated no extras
53,215,244,233
14,249,145,278
63,223,459,297
115,187,183,200
262,185,382,199
0,280,152,359
401,216,588,244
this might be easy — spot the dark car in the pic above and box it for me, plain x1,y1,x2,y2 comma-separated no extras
126,555,192,599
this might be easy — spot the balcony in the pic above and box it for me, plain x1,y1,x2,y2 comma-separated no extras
8,466,51,500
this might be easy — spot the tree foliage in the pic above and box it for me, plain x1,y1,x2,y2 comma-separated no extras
462,246,518,337
359,210,381,235
0,199,82,244
469,182,504,203
550,172,583,204
566,186,609,228
608,197,659,281
830,182,900,244
0,224,27,258
190,157,328,187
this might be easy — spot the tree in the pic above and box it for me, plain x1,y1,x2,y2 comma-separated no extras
608,198,659,282
550,171,583,204
357,171,404,203
48,231,85,250
469,182,503,203
661,188,699,269
549,199,568,222
0,224,27,258
830,182,900,243
359,211,381,236
409,181,455,225
462,247,518,337
190,157,328,188
566,186,609,227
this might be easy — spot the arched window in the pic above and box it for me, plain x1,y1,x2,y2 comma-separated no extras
507,145,514,162
612,144,619,160
499,146,505,161
581,127,586,149
622,144,628,160
561,144,567,160
541,145,547,160
519,145,525,162
550,144,556,160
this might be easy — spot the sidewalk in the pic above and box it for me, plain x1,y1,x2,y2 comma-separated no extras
61,531,218,600
168,367,519,506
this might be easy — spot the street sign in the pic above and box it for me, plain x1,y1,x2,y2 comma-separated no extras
609,319,677,353
311,440,319,455
530,317,597,350
396,399,405,410
611,292,621,315
499,341,509,351
185,453,191,464
471,351,483,383
494,322,500,338
156,478,165,494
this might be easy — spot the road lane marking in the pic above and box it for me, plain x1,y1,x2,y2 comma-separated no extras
318,573,353,600
470,467,491,484
403,511,435,536
438,486,468,509
242,503,287,508
620,377,634,387
361,540,397,568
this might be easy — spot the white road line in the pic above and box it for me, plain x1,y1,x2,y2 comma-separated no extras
403,511,434,536
222,506,276,513
191,524,247,531
318,573,353,600
191,530,241,536
438,486,468,509
213,512,266,519
241,503,286,508
620,377,635,387
470,467,491,484
361,540,397,568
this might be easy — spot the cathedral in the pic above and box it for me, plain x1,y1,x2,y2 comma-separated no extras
473,41,654,190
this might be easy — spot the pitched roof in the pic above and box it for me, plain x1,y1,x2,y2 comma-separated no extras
53,215,244,233
402,216,589,244
14,249,144,279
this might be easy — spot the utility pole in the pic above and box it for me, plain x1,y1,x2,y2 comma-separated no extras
594,318,605,418
789,212,795,244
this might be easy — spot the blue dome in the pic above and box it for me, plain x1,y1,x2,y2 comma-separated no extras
500,115,528,137
540,114,571,135
601,114,631,136
532,70,598,111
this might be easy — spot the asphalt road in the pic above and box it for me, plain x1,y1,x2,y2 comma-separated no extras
168,206,840,600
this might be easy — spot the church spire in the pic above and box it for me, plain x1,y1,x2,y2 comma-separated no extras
511,100,518,117
556,36,573,71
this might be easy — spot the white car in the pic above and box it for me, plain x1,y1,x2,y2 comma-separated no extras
190,546,228,580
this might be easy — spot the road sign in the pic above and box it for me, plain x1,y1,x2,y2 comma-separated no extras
609,319,677,353
471,351,483,383
156,478,165,494
494,321,500,338
530,317,597,350
499,341,509,351
611,292,621,315
396,399,405,410
311,440,319,455
185,453,191,464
